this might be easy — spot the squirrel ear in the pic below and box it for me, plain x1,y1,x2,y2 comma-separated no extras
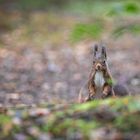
94,44,98,56
101,46,107,59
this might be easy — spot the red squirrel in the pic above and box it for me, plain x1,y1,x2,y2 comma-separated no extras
79,44,129,103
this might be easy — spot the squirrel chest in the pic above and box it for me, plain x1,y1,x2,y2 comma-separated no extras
94,72,105,87
93,72,105,98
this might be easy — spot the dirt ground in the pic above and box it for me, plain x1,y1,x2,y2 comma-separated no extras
0,39,139,105
0,12,139,106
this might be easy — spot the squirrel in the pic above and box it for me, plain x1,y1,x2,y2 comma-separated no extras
78,44,129,103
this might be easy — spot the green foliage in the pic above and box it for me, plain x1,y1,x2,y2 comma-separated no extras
70,22,104,42
124,2,140,13
0,96,140,139
107,1,140,16
67,1,140,42
0,0,140,15
0,115,11,125
0,0,139,44
112,24,140,38
115,113,140,132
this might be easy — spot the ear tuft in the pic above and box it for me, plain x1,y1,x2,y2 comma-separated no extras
94,44,98,56
102,45,107,58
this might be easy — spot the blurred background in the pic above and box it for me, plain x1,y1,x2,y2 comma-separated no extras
0,0,139,105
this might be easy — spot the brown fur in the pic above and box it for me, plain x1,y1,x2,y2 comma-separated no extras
79,44,129,103
86,64,115,101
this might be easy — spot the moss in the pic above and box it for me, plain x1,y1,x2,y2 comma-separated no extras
115,112,140,132
1,96,140,139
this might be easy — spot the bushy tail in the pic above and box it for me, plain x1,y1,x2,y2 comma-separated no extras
78,89,84,103
78,81,89,103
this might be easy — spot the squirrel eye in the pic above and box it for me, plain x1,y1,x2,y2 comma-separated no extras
103,60,106,64
93,61,95,64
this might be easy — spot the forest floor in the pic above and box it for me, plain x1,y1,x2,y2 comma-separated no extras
0,11,139,106
0,2,140,139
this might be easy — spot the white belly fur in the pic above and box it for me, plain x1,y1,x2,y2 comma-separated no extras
94,72,105,88
93,72,105,98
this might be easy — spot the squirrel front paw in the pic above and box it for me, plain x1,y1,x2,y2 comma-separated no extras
85,95,95,102
101,94,107,99
101,92,108,99
85,97,91,102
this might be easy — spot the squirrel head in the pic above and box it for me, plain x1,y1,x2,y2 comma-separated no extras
92,44,107,72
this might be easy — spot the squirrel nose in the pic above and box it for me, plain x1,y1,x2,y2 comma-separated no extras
97,66,101,70
96,64,102,70
97,65,100,69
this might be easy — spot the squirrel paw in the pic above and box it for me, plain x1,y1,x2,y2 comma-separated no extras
101,93,108,99
85,95,95,102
